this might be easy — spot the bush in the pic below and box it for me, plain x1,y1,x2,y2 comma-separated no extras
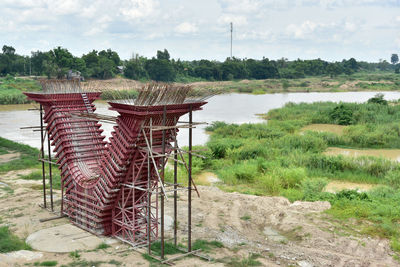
274,167,307,189
257,174,282,195
384,170,400,189
301,178,328,199
330,104,354,125
367,93,388,105
218,162,259,184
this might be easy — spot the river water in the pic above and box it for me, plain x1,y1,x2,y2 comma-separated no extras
1,91,400,149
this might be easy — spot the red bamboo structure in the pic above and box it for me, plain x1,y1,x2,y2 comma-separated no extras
24,81,206,248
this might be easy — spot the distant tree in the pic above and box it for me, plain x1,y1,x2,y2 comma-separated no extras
47,47,74,78
156,49,170,61
2,45,15,56
246,58,279,79
221,57,248,80
378,59,390,71
31,51,50,76
395,64,400,74
391,54,399,65
326,62,342,78
144,50,176,82
124,54,148,80
145,57,176,82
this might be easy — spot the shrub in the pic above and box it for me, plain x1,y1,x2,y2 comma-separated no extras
384,170,400,189
330,104,354,125
301,178,328,199
257,174,282,195
274,167,307,189
367,93,388,105
0,226,31,253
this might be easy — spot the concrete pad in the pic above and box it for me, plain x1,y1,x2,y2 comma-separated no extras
26,224,104,253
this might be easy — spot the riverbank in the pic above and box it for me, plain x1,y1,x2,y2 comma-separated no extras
2,71,400,104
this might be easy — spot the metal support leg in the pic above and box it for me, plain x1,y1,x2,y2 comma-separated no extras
39,104,47,209
47,131,53,211
173,117,178,247
188,105,192,252
147,151,151,255
161,106,166,259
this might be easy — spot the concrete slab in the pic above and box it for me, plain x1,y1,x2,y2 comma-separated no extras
26,224,105,253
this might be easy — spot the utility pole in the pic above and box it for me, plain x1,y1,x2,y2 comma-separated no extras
230,22,233,58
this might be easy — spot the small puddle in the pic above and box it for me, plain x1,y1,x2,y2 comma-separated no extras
325,181,376,193
324,147,400,162
301,124,346,135
196,172,220,185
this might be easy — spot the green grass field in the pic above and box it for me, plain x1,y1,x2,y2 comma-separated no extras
165,95,400,254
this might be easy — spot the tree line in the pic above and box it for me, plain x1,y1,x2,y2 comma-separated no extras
0,44,397,82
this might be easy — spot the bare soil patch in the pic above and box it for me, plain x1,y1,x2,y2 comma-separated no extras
325,147,400,162
325,181,377,193
0,152,20,164
0,169,398,266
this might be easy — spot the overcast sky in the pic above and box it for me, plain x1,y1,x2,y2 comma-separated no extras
1,0,400,62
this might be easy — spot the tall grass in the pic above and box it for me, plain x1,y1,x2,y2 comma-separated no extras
0,77,40,104
0,226,31,252
0,137,39,172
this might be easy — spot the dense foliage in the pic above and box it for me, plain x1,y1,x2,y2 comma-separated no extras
1,44,396,82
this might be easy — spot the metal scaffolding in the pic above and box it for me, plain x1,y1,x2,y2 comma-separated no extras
23,80,209,264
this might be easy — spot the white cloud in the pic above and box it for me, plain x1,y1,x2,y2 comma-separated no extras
174,22,198,34
119,0,159,20
344,21,357,32
236,30,272,41
220,0,262,13
218,14,248,26
286,20,319,39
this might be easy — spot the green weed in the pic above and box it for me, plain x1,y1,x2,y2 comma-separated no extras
0,226,31,252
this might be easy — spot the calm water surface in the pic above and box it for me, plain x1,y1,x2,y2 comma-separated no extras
1,91,400,149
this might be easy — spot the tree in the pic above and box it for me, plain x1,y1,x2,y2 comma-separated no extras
2,45,15,56
124,54,148,80
47,47,74,78
31,51,50,76
395,64,400,74
156,49,170,60
326,62,342,78
391,54,399,65
144,50,176,82
145,58,176,82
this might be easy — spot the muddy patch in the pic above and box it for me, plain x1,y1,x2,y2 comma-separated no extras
325,181,377,193
196,172,220,185
0,152,20,164
301,124,346,135
324,147,400,162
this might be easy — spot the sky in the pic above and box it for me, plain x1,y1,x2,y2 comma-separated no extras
1,0,400,62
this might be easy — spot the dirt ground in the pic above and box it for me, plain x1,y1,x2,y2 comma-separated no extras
0,168,398,267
